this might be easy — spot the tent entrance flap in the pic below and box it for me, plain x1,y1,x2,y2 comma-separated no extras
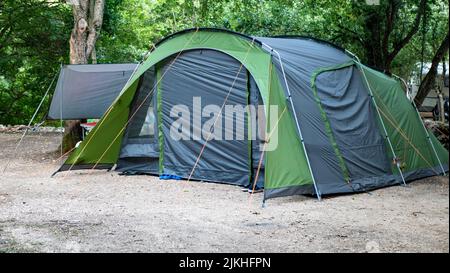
117,67,159,174
159,49,252,186
313,64,391,184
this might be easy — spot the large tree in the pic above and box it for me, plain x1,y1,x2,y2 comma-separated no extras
330,0,428,73
69,0,105,64
415,32,449,106
63,0,105,151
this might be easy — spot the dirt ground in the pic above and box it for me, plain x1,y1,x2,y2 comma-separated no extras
0,132,448,253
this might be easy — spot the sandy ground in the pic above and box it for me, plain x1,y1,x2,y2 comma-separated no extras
0,132,448,253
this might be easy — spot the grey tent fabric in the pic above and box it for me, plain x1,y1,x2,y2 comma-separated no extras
48,63,137,119
249,75,265,189
159,49,250,186
314,65,392,185
117,67,159,174
257,37,414,197
257,37,354,194
112,37,404,194
116,50,266,187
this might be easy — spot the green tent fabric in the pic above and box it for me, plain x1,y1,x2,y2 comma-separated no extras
360,65,448,176
56,28,448,201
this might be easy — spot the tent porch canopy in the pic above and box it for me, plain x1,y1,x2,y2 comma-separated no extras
48,63,138,120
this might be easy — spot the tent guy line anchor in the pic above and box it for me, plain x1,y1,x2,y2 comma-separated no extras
376,104,441,176
248,106,288,207
364,74,442,176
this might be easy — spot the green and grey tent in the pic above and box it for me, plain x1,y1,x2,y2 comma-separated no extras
55,28,449,201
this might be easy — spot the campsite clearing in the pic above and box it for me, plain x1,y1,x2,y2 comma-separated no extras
0,132,448,253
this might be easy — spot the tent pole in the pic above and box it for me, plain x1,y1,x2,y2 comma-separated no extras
3,69,59,173
262,43,322,201
60,63,63,160
346,50,407,186
392,74,446,175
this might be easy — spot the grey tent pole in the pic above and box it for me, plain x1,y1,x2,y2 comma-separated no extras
60,63,63,160
392,74,446,175
345,50,406,186
261,42,322,201
3,69,59,173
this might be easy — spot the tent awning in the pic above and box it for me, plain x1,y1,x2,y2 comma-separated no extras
47,63,138,120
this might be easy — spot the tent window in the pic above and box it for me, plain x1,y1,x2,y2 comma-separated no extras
125,68,156,143
119,68,158,160
126,104,155,142
117,67,159,173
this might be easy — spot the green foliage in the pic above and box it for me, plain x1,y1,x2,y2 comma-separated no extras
0,0,71,125
96,0,448,76
399,0,449,79
1,0,448,124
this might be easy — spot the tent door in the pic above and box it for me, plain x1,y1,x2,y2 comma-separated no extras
314,65,391,183
159,49,252,186
116,68,159,174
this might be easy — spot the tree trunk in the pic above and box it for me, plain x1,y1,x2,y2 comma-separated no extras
63,0,105,152
415,32,449,106
362,0,426,73
363,11,383,69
